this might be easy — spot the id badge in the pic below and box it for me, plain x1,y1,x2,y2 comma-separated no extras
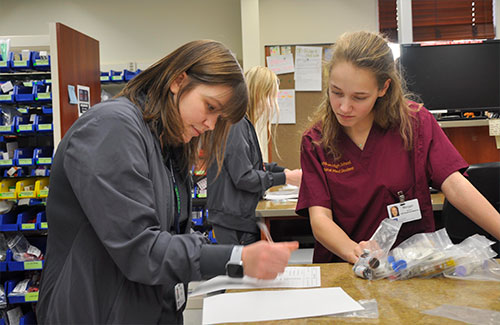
387,198,422,223
174,283,185,311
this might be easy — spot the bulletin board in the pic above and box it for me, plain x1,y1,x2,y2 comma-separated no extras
264,43,333,169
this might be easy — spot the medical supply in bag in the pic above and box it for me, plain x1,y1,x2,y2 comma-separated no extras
352,218,498,281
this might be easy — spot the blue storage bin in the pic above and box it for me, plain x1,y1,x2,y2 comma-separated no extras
124,69,142,81
34,82,51,101
20,311,36,325
33,147,53,165
27,198,45,206
17,210,38,231
0,82,15,103
31,51,50,71
11,51,32,70
30,166,50,177
0,110,15,134
15,115,35,133
0,250,9,271
110,69,124,82
34,114,53,132
100,71,111,83
6,279,40,303
42,106,53,114
208,229,217,244
0,52,13,72
37,210,48,230
3,167,24,177
191,207,203,226
7,236,45,272
13,148,34,166
0,261,6,272
13,83,35,102
0,211,18,231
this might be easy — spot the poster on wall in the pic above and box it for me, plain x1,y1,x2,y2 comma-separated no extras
272,89,295,124
77,85,90,117
266,54,294,75
295,46,322,91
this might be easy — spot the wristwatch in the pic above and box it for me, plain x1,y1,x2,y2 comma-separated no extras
226,245,244,278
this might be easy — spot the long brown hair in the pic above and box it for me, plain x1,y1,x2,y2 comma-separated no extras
118,40,247,171
309,31,418,160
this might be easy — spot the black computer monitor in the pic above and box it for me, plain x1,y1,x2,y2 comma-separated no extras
399,40,500,113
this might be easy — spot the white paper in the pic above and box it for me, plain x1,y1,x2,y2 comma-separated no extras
266,53,294,75
264,184,299,200
489,119,500,136
272,89,295,124
295,46,322,91
202,287,364,324
269,46,281,56
190,266,320,297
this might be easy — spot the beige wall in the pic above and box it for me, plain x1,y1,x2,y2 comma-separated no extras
258,0,378,65
1,0,378,69
260,0,378,46
0,0,243,70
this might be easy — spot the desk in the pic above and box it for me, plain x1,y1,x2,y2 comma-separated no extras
438,120,500,164
230,262,500,324
256,193,445,241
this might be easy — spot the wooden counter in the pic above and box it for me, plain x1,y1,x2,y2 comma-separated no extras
229,262,500,324
256,193,445,242
256,193,444,218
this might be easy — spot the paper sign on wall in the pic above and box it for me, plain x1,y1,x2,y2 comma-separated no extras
269,46,280,56
489,119,500,149
294,46,322,91
272,89,295,124
77,85,90,117
266,54,294,75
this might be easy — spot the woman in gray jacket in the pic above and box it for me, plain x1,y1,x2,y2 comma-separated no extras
207,66,302,245
36,41,298,325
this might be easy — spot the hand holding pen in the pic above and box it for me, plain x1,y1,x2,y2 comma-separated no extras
257,219,274,243
241,239,299,279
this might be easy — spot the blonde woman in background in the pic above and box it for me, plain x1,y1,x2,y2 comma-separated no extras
207,66,302,245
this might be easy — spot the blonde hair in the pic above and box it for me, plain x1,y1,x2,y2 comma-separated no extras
244,66,280,155
119,40,247,172
309,31,418,160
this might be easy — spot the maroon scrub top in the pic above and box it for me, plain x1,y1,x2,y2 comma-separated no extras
296,105,468,263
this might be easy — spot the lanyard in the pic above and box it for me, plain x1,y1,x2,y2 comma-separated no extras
169,159,181,234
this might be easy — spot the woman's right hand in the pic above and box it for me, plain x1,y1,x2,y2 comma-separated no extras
284,168,302,187
241,241,299,279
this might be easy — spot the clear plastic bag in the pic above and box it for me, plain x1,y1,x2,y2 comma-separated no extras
422,304,500,325
0,283,6,308
0,232,8,262
387,228,456,280
352,218,402,280
329,299,379,319
6,233,42,262
444,234,500,281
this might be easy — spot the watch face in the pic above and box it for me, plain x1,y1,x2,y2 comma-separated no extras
226,262,244,278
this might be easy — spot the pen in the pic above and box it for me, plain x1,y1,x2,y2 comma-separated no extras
257,219,274,243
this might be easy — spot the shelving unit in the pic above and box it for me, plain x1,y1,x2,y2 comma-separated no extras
0,23,100,324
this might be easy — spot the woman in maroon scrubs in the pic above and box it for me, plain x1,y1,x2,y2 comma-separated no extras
296,31,500,264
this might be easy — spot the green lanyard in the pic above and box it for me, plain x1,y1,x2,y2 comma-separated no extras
170,159,181,234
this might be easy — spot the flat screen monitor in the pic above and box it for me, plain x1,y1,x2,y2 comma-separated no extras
399,40,500,112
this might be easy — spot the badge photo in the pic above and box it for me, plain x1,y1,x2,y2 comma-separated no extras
386,199,422,223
